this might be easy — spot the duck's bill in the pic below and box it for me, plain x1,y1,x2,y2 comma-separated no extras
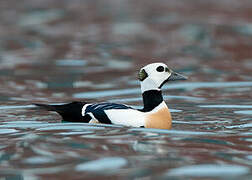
168,71,187,81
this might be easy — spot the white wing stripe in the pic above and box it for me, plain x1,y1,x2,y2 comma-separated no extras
81,104,91,116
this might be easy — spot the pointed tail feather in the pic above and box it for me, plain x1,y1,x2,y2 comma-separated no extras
34,103,59,111
34,102,90,122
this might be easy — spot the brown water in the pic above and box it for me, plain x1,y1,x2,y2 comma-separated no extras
0,0,252,179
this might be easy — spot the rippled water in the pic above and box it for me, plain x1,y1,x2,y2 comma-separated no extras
1,0,252,179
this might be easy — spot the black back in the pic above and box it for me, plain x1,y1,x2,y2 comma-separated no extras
84,102,132,124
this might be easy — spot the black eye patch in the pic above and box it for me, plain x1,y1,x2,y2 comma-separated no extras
156,66,164,72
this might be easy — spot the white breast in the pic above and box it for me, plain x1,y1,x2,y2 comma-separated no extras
105,101,169,128
104,109,146,127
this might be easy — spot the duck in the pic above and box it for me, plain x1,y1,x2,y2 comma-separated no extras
35,62,187,129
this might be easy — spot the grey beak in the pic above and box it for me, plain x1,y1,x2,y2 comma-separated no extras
168,71,187,81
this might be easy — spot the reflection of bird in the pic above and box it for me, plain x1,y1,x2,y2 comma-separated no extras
35,63,187,129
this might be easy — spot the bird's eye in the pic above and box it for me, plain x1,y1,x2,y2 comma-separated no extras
165,67,169,72
156,66,164,72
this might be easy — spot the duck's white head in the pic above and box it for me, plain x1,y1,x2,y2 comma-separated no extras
138,62,187,92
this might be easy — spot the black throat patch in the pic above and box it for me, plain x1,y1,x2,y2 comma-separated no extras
141,90,163,112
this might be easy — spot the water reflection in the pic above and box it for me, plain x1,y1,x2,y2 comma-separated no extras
166,164,250,177
75,157,127,172
1,0,252,179
73,81,252,99
234,110,252,115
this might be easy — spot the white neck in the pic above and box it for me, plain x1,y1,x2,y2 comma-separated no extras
140,78,161,93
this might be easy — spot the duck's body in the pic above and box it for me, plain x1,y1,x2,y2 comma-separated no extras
35,63,187,129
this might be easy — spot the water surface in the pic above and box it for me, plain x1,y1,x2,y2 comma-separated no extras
0,0,252,179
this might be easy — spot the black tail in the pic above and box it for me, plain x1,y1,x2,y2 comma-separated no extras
34,101,90,122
